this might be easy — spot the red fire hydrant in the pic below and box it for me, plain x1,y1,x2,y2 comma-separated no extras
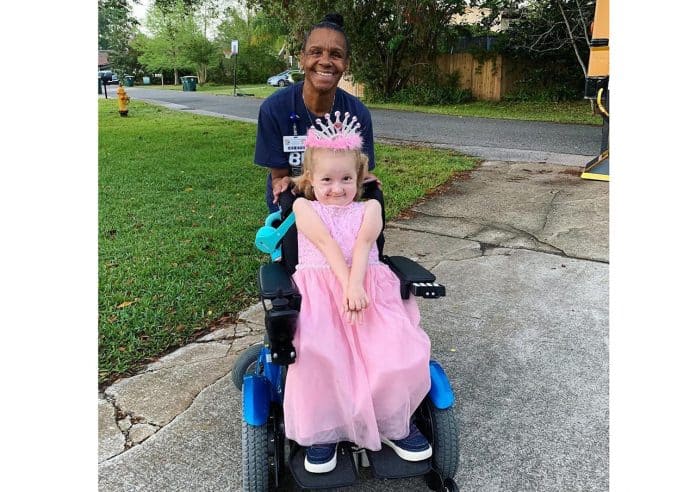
116,83,130,117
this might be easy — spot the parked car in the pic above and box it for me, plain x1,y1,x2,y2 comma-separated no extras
98,70,119,85
266,69,304,87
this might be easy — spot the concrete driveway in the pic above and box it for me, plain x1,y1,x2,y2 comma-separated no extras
98,160,608,491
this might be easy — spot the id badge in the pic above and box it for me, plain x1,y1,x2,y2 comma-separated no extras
283,135,306,153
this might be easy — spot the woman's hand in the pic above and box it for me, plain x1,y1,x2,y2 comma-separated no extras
363,172,382,188
272,176,293,204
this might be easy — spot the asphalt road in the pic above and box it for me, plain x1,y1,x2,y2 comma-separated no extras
122,86,601,166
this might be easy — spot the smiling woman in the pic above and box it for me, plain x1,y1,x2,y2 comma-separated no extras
253,13,386,272
254,13,377,213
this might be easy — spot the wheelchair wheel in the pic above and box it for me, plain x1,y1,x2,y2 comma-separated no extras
443,478,459,491
233,343,264,391
416,396,459,482
241,394,286,491
241,402,269,490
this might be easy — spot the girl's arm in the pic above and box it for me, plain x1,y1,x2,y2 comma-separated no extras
293,198,350,289
345,200,382,320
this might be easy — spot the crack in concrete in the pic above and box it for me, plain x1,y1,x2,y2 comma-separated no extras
390,211,570,257
100,368,234,463
101,335,267,463
541,190,561,233
142,350,236,373
192,330,256,344
101,395,130,459
387,222,610,264
387,223,471,241
101,347,240,461
104,393,164,450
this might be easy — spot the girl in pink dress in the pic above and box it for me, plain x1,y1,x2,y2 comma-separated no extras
282,112,433,474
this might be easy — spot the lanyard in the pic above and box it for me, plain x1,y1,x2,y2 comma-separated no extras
290,82,303,136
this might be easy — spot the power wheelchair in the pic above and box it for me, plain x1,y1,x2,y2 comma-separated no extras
233,185,460,491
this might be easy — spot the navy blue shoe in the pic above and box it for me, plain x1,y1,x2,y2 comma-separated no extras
382,423,432,461
304,443,338,473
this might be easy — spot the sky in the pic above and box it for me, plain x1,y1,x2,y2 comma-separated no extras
131,0,150,21
129,0,244,37
130,0,152,34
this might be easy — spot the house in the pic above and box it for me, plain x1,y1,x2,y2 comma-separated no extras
98,50,111,71
451,6,519,33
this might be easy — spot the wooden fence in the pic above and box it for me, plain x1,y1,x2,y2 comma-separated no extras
339,53,524,102
338,74,364,99
436,53,522,101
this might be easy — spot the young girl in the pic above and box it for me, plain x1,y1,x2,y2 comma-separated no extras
282,112,433,474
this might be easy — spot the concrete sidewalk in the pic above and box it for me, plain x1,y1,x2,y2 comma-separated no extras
98,161,609,491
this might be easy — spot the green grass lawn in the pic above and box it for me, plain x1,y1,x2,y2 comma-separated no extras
367,100,602,126
131,83,599,125
137,82,278,98
99,99,477,384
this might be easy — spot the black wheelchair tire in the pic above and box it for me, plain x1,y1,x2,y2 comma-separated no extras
241,391,271,491
419,397,460,482
233,343,264,391
444,477,460,492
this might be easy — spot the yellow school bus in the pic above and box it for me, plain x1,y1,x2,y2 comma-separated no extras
582,0,609,181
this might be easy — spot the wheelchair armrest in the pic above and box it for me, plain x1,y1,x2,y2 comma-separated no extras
258,263,301,365
383,255,446,300
259,263,299,300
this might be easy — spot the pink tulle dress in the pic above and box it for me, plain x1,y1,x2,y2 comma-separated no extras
283,200,432,451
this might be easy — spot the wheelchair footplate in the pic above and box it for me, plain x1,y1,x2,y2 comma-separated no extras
366,445,431,479
288,442,358,489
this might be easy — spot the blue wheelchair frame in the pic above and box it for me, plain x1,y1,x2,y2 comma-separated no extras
244,351,454,426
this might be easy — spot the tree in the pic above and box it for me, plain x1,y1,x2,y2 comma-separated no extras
497,0,594,77
245,0,467,99
98,0,142,76
346,1,466,98
182,31,218,83
465,1,594,99
154,0,203,12
211,5,286,84
194,0,223,39
136,0,197,84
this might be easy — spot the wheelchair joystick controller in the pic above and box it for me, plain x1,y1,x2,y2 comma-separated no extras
265,295,299,365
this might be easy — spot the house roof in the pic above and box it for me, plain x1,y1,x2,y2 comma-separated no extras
98,51,110,67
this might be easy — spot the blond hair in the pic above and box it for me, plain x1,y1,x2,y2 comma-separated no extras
293,147,368,201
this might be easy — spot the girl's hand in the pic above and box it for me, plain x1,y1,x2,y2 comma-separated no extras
343,284,369,324
346,308,364,325
344,284,369,312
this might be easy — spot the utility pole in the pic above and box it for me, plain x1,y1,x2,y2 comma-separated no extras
231,40,239,96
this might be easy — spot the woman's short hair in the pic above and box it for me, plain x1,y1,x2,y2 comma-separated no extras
302,13,350,57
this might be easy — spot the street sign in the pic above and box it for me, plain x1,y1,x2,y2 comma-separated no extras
231,40,239,55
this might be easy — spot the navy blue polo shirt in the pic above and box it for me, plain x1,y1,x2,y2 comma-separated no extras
254,81,376,211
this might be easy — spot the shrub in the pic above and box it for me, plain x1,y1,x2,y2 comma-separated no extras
369,68,473,106
503,65,585,102
388,84,473,105
206,45,286,85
